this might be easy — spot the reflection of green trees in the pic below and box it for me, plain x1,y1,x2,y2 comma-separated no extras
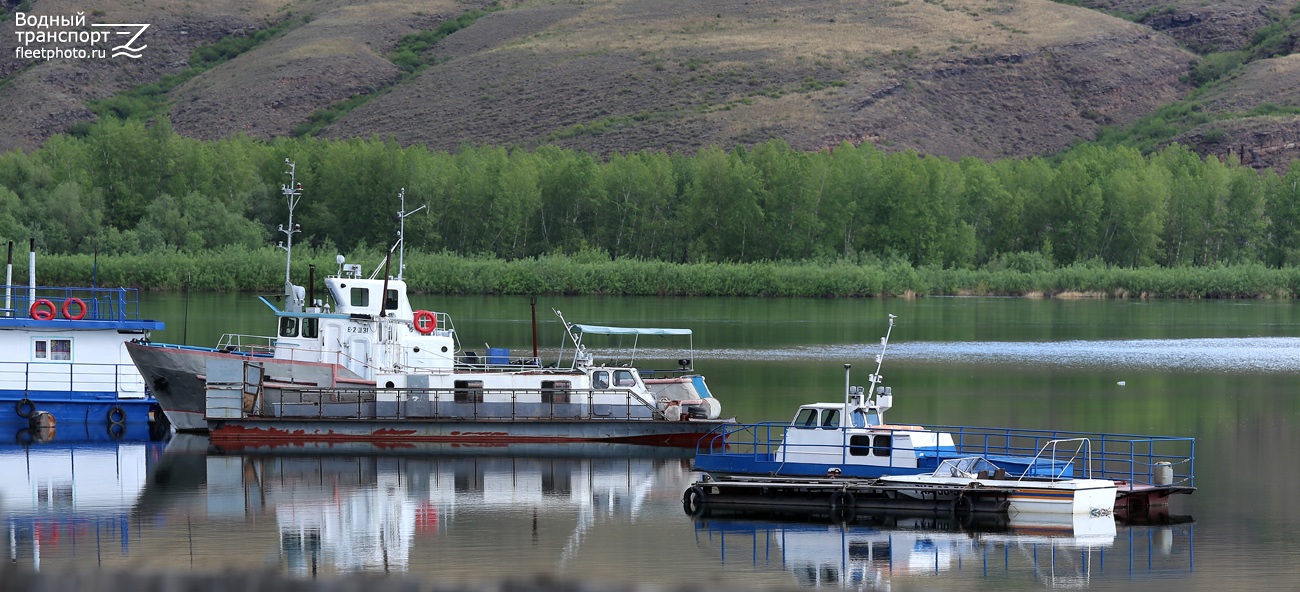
5,118,1300,281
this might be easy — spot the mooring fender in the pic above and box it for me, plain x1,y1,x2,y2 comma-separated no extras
830,490,856,511
682,485,708,517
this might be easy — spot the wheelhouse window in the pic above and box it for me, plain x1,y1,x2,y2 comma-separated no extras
592,371,610,389
33,338,71,361
350,287,370,307
794,408,818,428
301,317,319,338
820,409,840,428
279,317,299,337
384,289,399,311
613,370,635,387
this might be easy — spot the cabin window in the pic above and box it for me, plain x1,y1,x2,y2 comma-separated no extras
592,371,610,389
301,317,319,339
613,370,635,387
866,410,882,425
850,409,867,428
542,380,570,404
279,317,299,337
849,435,872,456
350,287,370,307
820,409,840,428
384,289,399,311
794,408,818,428
454,380,483,403
32,338,71,361
873,434,892,457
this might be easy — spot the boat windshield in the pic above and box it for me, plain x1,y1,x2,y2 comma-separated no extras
935,457,1001,478
793,408,818,427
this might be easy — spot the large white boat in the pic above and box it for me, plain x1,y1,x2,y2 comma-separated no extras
126,162,728,446
0,241,167,436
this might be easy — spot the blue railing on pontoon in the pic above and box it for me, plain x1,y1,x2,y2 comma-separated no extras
0,284,149,322
696,422,1195,489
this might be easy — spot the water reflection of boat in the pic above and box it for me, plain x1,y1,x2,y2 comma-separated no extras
1,435,166,571
133,435,696,576
692,511,1194,589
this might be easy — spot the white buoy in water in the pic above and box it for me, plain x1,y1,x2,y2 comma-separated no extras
1117,381,1127,386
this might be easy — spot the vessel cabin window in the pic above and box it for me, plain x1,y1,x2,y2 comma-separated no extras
820,409,840,428
866,410,882,425
849,435,872,456
454,380,483,403
33,338,72,361
850,409,867,428
794,408,819,428
593,371,610,389
384,289,399,311
301,317,319,339
542,380,570,404
614,370,635,387
873,435,892,457
279,317,299,337
350,287,369,308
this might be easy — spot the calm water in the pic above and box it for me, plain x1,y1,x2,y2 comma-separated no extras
4,294,1299,590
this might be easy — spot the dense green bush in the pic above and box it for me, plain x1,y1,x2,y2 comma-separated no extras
22,248,1299,299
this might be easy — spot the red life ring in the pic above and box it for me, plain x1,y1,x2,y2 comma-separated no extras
412,310,437,335
30,299,56,321
62,297,87,320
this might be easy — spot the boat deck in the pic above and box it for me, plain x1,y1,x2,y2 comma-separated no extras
682,473,1195,521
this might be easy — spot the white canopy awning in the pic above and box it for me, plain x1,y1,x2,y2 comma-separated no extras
572,324,692,336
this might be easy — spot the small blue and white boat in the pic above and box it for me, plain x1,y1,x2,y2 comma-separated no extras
0,241,166,435
689,315,1195,517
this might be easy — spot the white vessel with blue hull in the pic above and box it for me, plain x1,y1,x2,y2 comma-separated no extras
0,244,166,431
691,315,1196,516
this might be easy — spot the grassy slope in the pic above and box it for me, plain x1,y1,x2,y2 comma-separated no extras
2,0,1297,168
0,0,285,151
167,0,492,140
322,0,1192,159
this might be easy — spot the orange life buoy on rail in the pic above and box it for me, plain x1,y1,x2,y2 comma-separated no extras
413,309,437,335
30,299,56,321
62,297,87,320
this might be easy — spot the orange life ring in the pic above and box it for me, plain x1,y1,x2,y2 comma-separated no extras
412,309,437,335
30,299,56,321
62,297,87,320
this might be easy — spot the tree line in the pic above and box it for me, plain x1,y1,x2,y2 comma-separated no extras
2,117,1299,271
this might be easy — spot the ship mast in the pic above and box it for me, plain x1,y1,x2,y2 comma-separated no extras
395,188,426,281
278,159,304,312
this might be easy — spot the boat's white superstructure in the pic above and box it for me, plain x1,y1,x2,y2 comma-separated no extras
128,161,724,440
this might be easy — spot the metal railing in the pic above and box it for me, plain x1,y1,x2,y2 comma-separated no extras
0,360,146,396
696,422,1195,488
248,386,664,422
0,284,149,321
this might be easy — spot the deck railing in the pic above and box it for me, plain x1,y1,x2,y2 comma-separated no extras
0,361,147,396
0,284,149,322
212,384,664,422
696,422,1196,489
